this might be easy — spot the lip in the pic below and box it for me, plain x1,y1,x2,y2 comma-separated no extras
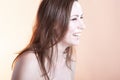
73,32,81,36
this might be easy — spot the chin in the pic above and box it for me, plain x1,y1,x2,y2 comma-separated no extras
62,40,80,47
69,42,80,46
72,43,80,46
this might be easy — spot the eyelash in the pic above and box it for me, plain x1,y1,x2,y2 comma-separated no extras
71,16,83,21
71,18,77,21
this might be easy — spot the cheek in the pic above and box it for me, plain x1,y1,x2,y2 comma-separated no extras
64,24,76,41
69,22,76,30
67,22,76,34
66,25,75,38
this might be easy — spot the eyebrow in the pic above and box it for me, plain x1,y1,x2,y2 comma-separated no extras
71,14,83,17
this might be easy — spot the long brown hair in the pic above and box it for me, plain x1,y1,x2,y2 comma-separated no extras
13,0,77,80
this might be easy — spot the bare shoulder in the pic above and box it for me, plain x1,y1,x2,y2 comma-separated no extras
11,51,43,80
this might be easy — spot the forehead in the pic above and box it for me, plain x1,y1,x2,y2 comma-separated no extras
70,1,83,16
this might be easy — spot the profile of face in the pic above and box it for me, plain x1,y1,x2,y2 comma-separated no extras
61,1,85,46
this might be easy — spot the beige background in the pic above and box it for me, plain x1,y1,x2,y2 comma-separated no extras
0,0,120,80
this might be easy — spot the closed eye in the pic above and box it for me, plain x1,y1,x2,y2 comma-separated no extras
71,18,77,21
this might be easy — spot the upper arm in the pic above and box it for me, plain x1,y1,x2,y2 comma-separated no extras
11,52,43,80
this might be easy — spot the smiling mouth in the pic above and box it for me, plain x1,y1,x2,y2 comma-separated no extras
73,33,81,37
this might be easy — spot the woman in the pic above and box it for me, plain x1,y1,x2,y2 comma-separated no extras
11,0,85,80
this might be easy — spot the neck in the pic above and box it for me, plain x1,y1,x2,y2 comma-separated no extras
51,41,69,62
56,41,69,56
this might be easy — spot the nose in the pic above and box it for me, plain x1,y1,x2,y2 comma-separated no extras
77,19,86,30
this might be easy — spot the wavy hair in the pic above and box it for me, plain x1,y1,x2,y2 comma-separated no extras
12,0,77,80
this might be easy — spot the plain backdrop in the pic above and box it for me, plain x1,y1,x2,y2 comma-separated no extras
0,0,120,80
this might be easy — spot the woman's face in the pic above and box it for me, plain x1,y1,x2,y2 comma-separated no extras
62,1,85,46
